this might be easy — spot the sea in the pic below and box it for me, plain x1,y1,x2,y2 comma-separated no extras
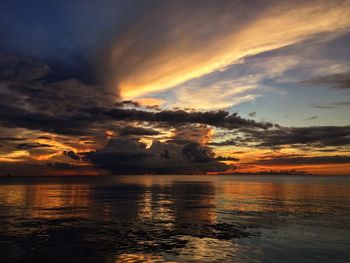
0,175,349,263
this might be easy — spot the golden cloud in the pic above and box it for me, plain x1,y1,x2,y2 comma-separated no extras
104,0,350,99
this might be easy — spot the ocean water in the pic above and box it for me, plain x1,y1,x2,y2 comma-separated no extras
0,175,349,263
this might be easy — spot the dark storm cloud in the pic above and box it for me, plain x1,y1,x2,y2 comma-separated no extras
85,138,228,174
253,155,350,165
304,73,350,90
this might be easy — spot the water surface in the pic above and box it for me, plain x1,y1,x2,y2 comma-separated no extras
0,175,349,262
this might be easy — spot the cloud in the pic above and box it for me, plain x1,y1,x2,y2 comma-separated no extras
0,137,25,141
209,139,237,147
85,138,228,174
312,104,335,109
305,116,318,121
0,54,272,139
117,126,161,136
333,100,350,106
305,73,350,89
243,125,350,147
252,155,350,165
215,156,239,162
16,143,52,149
0,54,49,82
134,98,164,107
168,77,260,110
101,108,273,130
64,151,80,160
0,150,30,162
103,0,350,99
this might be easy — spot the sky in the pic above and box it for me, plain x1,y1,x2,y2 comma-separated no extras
0,0,350,175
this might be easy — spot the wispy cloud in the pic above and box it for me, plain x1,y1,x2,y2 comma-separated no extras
103,0,350,99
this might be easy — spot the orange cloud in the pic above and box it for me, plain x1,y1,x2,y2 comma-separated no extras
105,0,350,99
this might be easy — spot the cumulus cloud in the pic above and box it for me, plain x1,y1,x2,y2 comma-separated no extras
85,138,228,174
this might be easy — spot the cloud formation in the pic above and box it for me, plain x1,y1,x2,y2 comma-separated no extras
104,0,350,99
1,1,350,175
86,138,229,174
305,73,350,90
252,155,350,165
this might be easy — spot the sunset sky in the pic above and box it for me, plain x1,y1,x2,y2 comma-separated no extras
0,0,350,175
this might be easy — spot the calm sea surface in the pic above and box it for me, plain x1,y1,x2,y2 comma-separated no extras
0,175,349,263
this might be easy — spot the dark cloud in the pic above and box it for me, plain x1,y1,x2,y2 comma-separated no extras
252,155,350,165
0,54,272,139
209,139,237,147
244,125,350,148
215,156,239,161
37,136,52,140
0,137,25,141
64,151,80,160
0,54,49,82
0,103,97,136
16,142,51,149
182,142,212,162
101,108,273,130
304,73,350,90
85,138,228,174
117,126,160,136
210,125,350,149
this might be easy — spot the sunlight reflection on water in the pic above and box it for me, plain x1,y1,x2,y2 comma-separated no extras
0,175,349,263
